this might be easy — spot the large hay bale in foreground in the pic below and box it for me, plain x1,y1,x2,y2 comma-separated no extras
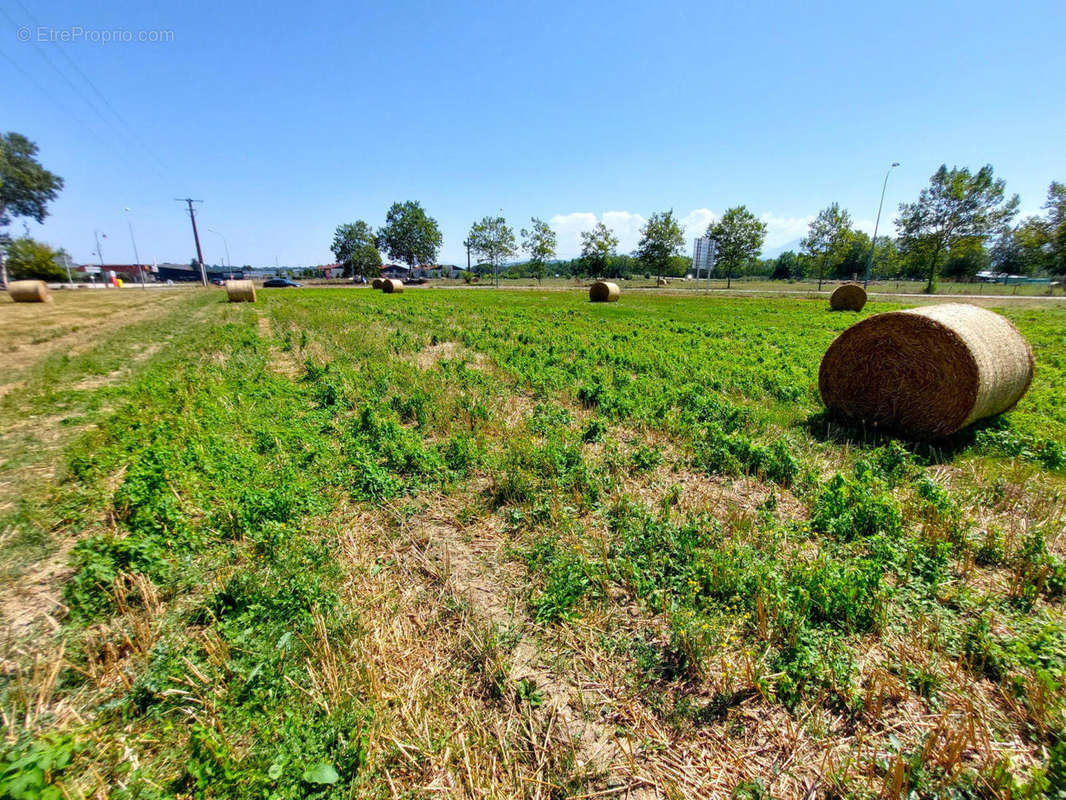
819,304,1034,439
372,278,384,289
225,279,256,303
7,280,51,303
830,283,867,311
589,280,620,303
381,278,404,294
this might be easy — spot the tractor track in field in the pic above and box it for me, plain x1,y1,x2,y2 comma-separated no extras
384,486,660,798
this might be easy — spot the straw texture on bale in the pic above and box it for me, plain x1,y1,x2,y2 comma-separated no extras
381,278,404,294
589,280,620,303
225,279,256,303
372,277,383,289
830,283,867,311
7,280,51,303
657,277,670,287
819,303,1034,439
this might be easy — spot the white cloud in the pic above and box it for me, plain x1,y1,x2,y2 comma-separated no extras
548,212,599,258
758,212,815,248
601,211,647,253
853,218,880,236
548,210,647,257
551,208,719,258
681,208,718,242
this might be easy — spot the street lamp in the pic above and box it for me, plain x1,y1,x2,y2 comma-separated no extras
207,228,231,270
864,162,900,289
92,229,108,282
124,208,146,289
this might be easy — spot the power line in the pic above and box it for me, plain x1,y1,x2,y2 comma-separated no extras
0,46,99,136
12,0,172,177
1,7,169,183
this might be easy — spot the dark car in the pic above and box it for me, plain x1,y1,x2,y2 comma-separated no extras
263,278,301,288
210,278,225,286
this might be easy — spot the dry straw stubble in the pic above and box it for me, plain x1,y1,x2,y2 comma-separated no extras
818,303,1034,438
7,280,52,303
830,283,867,311
589,280,620,303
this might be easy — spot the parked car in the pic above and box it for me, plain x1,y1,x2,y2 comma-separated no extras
210,278,226,286
263,278,301,288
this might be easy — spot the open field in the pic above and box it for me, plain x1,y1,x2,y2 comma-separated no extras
285,277,1066,302
1,288,1064,798
345,277,1065,298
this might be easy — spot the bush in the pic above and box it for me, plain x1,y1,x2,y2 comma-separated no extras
4,237,68,281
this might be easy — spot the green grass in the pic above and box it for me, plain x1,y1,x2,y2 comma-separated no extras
1,288,1064,798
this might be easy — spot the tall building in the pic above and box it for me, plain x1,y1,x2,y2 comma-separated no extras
692,236,715,277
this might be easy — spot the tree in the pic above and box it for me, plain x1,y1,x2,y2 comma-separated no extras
520,217,556,284
895,164,1019,293
0,132,64,284
990,228,1026,276
4,237,67,281
467,215,517,287
579,222,619,278
708,206,766,289
378,201,442,271
868,236,902,281
331,220,381,280
1044,182,1066,278
801,203,852,289
941,235,989,280
771,250,804,280
636,210,685,280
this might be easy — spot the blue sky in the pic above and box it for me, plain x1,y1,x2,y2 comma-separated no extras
4,0,1064,267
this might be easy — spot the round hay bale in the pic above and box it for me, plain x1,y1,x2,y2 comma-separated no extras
830,283,867,311
381,278,404,294
225,279,256,303
371,277,384,289
818,303,1034,439
657,277,670,287
589,280,620,303
7,280,51,303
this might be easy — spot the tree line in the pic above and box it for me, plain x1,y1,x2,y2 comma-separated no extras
336,166,1064,291
3,130,1061,291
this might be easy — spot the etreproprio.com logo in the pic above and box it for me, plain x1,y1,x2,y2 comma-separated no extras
16,26,175,44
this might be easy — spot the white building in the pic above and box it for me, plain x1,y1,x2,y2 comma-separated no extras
692,236,716,277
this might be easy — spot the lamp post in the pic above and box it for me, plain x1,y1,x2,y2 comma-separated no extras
207,228,231,271
93,230,106,267
864,162,900,289
123,208,147,289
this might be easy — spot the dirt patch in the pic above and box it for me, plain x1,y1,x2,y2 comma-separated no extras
622,462,808,526
258,314,302,377
70,343,163,392
0,540,74,635
412,341,488,371
404,489,655,794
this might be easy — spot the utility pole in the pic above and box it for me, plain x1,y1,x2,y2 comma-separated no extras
93,230,106,267
175,198,208,286
124,208,146,289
